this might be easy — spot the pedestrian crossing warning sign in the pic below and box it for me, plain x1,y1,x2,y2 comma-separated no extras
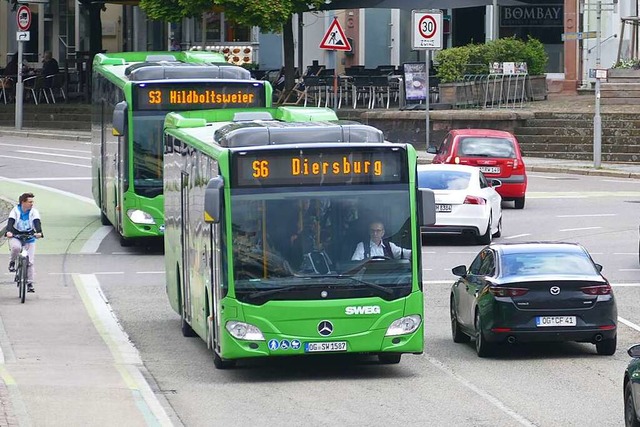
319,18,352,51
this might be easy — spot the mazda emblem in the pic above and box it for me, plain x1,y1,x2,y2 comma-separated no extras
550,286,561,295
317,320,333,336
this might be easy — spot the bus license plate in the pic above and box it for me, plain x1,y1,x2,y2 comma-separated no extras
305,341,347,353
536,316,577,327
436,204,452,213
479,166,500,174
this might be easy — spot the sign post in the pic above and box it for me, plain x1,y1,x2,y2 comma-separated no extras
15,4,31,130
319,17,351,111
411,10,443,151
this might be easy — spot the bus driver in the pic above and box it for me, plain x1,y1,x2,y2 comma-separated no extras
351,220,411,261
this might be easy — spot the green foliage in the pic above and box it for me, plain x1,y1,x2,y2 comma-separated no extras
611,58,640,69
434,36,548,83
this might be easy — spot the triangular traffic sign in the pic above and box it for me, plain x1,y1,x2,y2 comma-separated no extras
319,18,352,51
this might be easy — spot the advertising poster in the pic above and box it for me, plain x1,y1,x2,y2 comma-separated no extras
402,62,427,103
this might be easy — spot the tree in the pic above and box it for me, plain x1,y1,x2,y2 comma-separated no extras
140,0,326,98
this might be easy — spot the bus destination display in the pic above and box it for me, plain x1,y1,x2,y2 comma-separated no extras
134,81,266,111
233,149,406,187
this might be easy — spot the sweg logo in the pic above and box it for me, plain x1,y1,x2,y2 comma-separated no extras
345,306,381,315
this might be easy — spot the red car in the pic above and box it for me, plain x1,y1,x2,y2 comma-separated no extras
428,129,527,209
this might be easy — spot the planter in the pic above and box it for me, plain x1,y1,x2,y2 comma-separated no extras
601,68,640,105
438,81,475,108
527,75,547,101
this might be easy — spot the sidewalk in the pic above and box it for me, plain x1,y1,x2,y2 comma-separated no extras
1,124,639,179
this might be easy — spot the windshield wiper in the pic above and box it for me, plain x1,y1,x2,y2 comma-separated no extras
313,274,394,296
247,285,300,300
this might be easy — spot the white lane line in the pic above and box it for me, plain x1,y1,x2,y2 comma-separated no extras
19,177,91,181
137,271,164,274
16,150,90,160
556,214,617,218
74,274,175,426
0,155,89,168
619,317,640,332
504,234,531,239
603,179,638,184
94,272,125,275
0,142,90,152
81,226,112,254
425,354,536,427
0,177,94,204
559,226,602,232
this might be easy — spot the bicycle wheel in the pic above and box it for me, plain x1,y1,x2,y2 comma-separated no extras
18,257,27,303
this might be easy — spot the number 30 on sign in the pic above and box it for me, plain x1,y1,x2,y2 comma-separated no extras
411,10,443,50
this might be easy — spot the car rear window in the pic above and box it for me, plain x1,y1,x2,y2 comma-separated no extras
501,252,600,277
418,170,471,190
458,137,516,158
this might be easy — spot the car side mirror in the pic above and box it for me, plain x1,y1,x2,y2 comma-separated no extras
452,265,467,277
628,344,640,358
427,146,437,154
595,264,603,272
490,179,502,188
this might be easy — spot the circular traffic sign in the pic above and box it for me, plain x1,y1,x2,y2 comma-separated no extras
17,5,31,31
418,15,437,39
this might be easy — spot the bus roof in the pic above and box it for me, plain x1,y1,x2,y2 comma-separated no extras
164,107,386,148
93,51,250,84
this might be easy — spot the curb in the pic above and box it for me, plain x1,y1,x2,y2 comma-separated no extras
527,166,640,179
0,129,91,142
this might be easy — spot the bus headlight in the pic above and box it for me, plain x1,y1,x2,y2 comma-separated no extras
385,315,422,336
225,321,265,341
127,209,156,225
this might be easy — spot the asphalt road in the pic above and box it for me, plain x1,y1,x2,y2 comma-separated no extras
0,135,639,426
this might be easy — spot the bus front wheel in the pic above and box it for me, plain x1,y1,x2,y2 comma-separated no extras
213,351,236,369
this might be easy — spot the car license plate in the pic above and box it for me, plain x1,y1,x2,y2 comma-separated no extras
436,204,452,213
304,341,347,353
535,316,577,327
479,166,500,174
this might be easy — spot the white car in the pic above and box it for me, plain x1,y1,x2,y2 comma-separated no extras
417,164,503,244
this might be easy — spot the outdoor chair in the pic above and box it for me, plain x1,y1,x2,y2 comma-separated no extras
45,73,67,103
23,75,49,104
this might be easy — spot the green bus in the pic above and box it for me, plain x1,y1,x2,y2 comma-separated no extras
163,106,436,368
91,51,271,246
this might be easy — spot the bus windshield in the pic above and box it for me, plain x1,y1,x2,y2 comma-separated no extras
132,113,165,198
230,186,413,304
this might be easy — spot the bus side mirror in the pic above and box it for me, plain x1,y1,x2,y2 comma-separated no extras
112,101,127,136
204,176,224,224
419,188,436,226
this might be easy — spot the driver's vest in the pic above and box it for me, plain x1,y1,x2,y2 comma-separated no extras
363,239,393,259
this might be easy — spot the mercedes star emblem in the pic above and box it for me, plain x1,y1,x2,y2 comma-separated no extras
317,320,333,336
550,286,561,295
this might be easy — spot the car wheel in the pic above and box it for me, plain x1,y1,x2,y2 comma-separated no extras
514,196,525,209
596,335,617,355
475,311,494,358
451,297,470,343
378,353,402,364
493,216,502,238
625,382,640,427
476,215,492,245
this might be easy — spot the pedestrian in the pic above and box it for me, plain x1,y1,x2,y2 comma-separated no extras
41,51,59,77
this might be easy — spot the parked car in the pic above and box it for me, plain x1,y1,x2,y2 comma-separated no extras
417,164,502,244
624,344,640,427
449,242,617,357
428,129,527,209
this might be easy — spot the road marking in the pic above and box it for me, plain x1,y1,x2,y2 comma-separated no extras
137,271,164,274
614,253,638,256
0,177,94,204
18,177,91,181
611,282,640,286
559,226,602,232
74,274,175,426
94,272,125,275
603,179,638,184
504,234,531,239
81,226,112,254
0,142,90,152
556,214,617,218
16,150,90,160
619,317,640,332
0,155,89,168
424,354,536,427
447,251,477,254
529,191,640,198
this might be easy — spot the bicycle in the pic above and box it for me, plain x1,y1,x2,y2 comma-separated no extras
10,231,36,304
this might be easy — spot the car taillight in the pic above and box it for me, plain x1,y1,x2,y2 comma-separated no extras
489,286,529,297
513,158,519,169
463,195,486,205
581,284,612,295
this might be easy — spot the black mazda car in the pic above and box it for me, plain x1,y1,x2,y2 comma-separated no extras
449,242,617,357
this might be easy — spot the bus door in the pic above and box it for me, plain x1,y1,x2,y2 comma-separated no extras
180,172,192,321
210,221,222,350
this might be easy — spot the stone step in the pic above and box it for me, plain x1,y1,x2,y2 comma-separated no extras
520,151,638,162
524,118,640,128
517,134,640,146
519,141,640,154
515,126,640,137
532,111,640,121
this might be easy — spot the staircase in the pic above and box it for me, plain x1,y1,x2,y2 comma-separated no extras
514,112,640,163
0,103,90,131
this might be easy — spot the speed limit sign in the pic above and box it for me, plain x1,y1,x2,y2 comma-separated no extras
412,10,443,50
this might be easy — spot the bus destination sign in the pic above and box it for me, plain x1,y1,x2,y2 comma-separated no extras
134,81,266,111
233,149,406,188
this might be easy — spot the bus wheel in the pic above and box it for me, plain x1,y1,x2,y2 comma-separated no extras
100,210,110,226
213,351,236,369
181,312,197,337
378,353,402,364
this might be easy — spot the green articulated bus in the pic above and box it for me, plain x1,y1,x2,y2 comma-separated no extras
91,51,272,246
163,106,436,368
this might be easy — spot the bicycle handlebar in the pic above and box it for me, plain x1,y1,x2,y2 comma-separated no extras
7,230,41,243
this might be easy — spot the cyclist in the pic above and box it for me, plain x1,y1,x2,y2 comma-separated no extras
6,193,43,293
